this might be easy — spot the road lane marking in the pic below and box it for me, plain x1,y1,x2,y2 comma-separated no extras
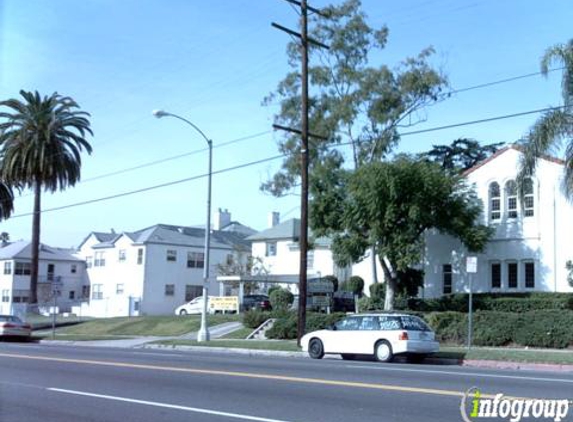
346,365,573,384
48,388,295,422
0,352,518,400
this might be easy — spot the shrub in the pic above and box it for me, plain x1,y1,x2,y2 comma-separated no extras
242,310,272,329
513,310,573,348
346,276,365,295
267,286,281,297
425,311,467,344
269,288,294,311
369,283,386,299
358,296,384,312
322,275,339,292
265,311,346,340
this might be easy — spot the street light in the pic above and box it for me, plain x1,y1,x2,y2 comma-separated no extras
153,109,212,342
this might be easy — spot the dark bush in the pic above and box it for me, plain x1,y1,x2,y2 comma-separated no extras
513,310,573,348
242,310,272,329
322,275,339,292
267,286,281,297
269,288,294,311
346,276,365,295
265,312,346,340
425,311,467,344
369,283,386,299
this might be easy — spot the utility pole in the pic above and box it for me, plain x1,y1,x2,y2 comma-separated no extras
272,0,328,345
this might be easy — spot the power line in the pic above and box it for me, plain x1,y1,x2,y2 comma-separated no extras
5,104,564,217
447,67,565,96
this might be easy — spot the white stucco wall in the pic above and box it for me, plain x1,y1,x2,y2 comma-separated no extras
423,148,573,297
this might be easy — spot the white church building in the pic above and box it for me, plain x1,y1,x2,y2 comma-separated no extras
423,145,573,297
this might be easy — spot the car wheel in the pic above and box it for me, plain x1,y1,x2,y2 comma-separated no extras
179,309,188,316
340,354,356,361
308,338,325,359
374,340,394,362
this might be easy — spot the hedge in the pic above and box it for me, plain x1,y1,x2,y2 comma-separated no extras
265,311,346,340
426,310,573,348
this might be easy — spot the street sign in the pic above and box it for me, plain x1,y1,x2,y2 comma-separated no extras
307,282,334,293
209,296,239,312
466,256,478,273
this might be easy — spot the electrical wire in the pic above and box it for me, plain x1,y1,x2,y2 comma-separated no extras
4,104,564,218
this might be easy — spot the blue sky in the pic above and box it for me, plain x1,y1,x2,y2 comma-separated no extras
0,0,571,247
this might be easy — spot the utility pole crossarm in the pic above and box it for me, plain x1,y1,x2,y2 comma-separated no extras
271,22,329,50
281,0,329,17
272,124,329,140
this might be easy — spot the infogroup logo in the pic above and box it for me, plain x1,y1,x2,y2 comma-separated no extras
460,387,571,422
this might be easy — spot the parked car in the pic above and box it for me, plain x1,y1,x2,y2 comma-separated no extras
241,294,272,311
174,296,215,315
0,315,32,339
300,313,439,362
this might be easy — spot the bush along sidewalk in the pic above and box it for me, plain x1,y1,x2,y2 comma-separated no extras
426,310,573,349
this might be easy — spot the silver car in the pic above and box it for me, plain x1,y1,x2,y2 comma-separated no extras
0,315,32,339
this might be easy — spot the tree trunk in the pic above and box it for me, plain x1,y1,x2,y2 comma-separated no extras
29,181,41,306
380,258,396,311
370,244,378,285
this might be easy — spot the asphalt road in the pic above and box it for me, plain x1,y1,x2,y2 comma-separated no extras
0,342,572,422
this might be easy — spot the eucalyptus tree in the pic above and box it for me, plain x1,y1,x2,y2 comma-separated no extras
518,39,573,195
264,0,447,306
0,90,93,305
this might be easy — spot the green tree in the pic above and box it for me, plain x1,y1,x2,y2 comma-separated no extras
421,138,504,175
269,288,294,311
262,0,447,196
322,156,492,310
0,184,14,222
0,90,93,305
518,39,573,196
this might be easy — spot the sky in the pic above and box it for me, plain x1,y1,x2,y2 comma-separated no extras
0,0,571,248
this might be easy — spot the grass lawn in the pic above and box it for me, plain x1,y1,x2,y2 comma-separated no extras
437,346,573,365
220,327,253,340
154,339,301,352
53,314,241,337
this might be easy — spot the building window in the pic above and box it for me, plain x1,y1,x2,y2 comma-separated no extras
137,248,144,265
1,289,9,302
491,262,501,289
94,251,106,267
166,250,177,262
443,264,452,295
71,264,77,274
14,262,31,275
523,178,535,217
307,250,314,270
265,242,277,257
92,284,103,300
489,182,501,221
185,285,202,301
118,249,126,263
86,256,93,268
3,261,12,275
82,285,90,299
507,262,518,289
505,180,518,219
165,284,175,296
69,291,75,300
187,252,205,268
12,290,29,303
525,262,535,288
116,283,124,295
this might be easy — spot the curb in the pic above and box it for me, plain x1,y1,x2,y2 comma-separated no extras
144,344,306,358
462,359,573,373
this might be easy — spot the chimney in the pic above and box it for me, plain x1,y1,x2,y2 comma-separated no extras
268,211,280,228
215,208,231,230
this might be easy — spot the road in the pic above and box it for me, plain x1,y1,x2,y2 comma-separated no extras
0,342,571,422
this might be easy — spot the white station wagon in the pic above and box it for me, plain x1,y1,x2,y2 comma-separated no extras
301,313,439,362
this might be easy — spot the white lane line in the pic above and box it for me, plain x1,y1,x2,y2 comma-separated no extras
345,365,573,383
48,388,297,422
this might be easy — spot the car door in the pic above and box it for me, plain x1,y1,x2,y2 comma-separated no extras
346,315,381,354
321,316,361,354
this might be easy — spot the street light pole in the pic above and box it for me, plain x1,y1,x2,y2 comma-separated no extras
152,109,211,342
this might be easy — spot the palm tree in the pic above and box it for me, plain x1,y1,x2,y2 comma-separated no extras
0,90,93,305
0,183,14,222
518,39,573,195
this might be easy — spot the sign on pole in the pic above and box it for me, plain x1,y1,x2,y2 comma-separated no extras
466,256,478,273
